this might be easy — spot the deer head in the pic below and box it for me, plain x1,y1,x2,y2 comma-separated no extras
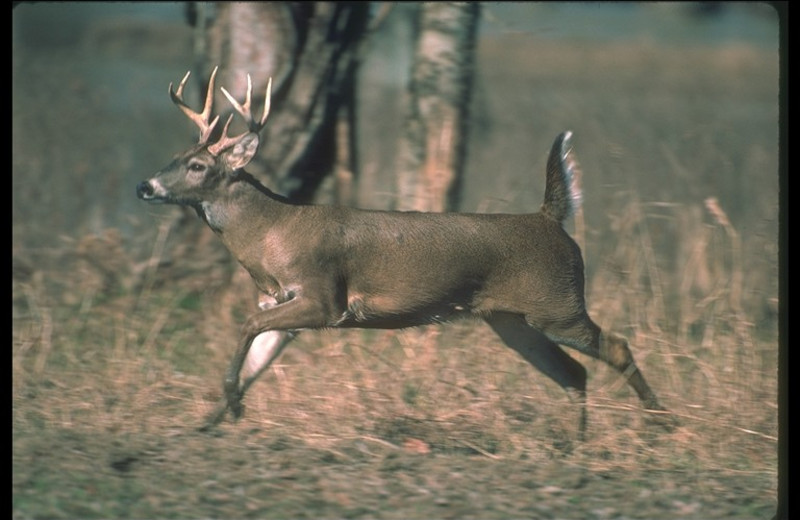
136,67,272,208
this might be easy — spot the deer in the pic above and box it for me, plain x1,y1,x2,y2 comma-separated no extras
137,67,674,436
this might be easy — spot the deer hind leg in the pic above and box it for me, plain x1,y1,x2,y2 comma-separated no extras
538,313,674,427
485,312,589,437
201,330,296,431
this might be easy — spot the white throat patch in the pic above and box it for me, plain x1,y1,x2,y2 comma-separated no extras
200,201,226,231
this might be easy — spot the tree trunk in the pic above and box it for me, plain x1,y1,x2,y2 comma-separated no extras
191,2,369,204
189,2,479,211
395,3,480,212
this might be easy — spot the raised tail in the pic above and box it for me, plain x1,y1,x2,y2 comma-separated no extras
540,131,583,225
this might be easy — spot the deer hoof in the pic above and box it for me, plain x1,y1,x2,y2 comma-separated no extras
198,400,229,432
644,407,679,432
229,399,245,420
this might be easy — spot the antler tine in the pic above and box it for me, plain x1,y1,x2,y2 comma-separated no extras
208,74,272,156
219,75,253,130
206,113,239,157
169,66,220,144
261,77,272,128
220,75,272,133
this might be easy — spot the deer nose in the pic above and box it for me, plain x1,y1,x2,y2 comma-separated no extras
136,181,154,199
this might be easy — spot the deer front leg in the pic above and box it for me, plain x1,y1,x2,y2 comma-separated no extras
201,330,295,430
219,295,337,425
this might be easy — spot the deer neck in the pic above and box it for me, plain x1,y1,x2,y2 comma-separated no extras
197,171,291,254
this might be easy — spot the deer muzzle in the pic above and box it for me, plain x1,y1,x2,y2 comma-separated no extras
136,180,167,203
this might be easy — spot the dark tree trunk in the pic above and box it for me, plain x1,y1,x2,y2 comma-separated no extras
190,2,369,204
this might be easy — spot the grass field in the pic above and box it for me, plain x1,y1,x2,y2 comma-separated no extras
13,4,781,519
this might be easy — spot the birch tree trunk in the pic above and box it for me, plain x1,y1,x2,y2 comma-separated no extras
395,3,480,212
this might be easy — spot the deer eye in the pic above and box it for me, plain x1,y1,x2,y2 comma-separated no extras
188,163,206,172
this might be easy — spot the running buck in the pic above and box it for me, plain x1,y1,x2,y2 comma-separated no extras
137,68,673,434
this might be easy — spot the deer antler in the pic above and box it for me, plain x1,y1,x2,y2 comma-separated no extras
168,67,272,156
208,75,272,156
169,66,221,146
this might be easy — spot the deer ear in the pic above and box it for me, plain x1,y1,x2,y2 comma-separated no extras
224,133,260,170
